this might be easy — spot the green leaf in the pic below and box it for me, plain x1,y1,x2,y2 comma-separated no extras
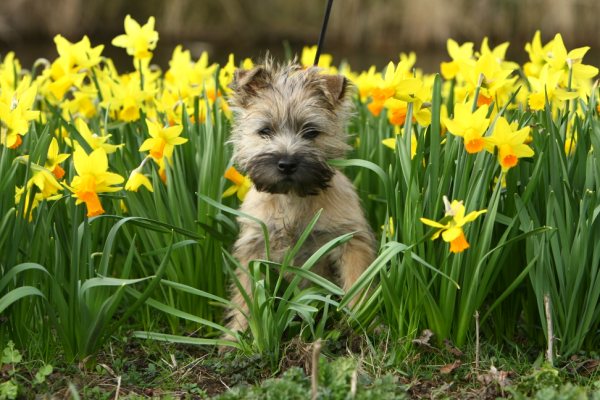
0,286,45,314
1,341,22,364
79,276,155,296
132,331,241,350
125,288,235,336
198,193,271,259
0,263,49,293
33,364,53,385
0,380,18,399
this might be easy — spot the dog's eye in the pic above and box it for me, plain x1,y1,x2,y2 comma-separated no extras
302,129,320,140
258,127,273,138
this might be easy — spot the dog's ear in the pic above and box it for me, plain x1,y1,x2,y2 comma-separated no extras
230,67,271,106
322,74,347,100
321,74,349,106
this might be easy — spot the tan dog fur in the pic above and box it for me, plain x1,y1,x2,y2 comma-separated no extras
225,59,376,337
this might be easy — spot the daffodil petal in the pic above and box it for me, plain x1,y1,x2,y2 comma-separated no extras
420,217,448,229
442,227,462,242
222,185,238,198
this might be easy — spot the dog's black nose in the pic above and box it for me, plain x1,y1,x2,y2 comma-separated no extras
278,157,298,175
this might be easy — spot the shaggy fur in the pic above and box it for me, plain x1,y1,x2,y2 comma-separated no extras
225,59,376,338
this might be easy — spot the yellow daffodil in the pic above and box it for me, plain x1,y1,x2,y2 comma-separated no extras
443,103,490,153
119,199,128,214
523,32,597,110
301,45,333,69
527,64,579,111
29,169,63,199
15,166,63,219
125,169,153,192
218,54,253,95
384,98,410,126
218,54,238,92
0,79,39,149
353,66,380,101
382,131,418,160
384,97,431,128
441,39,474,80
156,89,186,126
97,67,157,122
15,185,62,220
54,34,104,71
68,146,124,217
223,166,252,201
65,90,98,119
381,217,395,239
67,118,124,154
39,35,104,102
159,47,220,124
0,52,21,90
45,66,85,101
421,196,487,253
111,15,159,60
462,52,516,107
139,119,187,162
45,138,70,179
484,117,534,171
386,62,422,101
478,37,520,72
164,46,217,100
156,158,168,183
524,31,549,78
367,96,386,117
125,156,153,192
382,138,396,150
15,187,44,220
45,35,104,101
544,34,599,81
367,61,422,117
439,104,449,136
132,71,158,115
441,37,519,108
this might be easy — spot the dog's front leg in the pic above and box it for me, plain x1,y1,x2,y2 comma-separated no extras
338,232,376,306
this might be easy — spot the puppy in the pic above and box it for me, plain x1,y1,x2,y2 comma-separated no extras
225,58,376,337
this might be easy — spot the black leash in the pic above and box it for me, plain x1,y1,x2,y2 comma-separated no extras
313,0,334,66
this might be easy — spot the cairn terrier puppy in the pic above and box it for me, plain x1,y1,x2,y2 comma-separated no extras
225,59,376,337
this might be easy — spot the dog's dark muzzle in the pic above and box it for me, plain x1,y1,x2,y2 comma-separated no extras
277,155,299,175
247,152,334,196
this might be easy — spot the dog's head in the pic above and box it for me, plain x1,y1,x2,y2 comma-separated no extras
228,59,353,196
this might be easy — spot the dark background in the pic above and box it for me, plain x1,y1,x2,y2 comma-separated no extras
1,0,599,73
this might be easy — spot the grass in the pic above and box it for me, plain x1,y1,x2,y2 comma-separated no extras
2,334,599,399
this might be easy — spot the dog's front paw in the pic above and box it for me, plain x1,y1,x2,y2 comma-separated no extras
217,344,236,355
218,333,240,354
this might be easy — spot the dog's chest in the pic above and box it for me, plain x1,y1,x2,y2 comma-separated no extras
267,211,328,252
265,209,340,275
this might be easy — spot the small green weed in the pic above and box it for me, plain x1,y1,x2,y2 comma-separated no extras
0,341,54,399
214,356,407,400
